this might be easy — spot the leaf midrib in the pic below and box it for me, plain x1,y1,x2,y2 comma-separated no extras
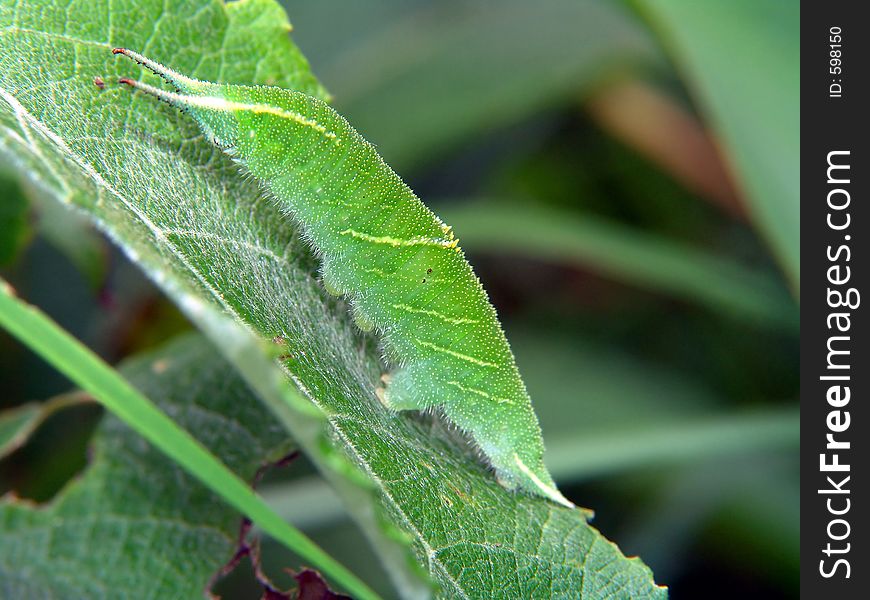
4,70,484,598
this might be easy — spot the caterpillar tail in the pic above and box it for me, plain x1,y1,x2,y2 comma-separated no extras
112,48,208,95
510,454,574,509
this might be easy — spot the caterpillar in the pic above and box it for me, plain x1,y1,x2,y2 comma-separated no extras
113,48,572,508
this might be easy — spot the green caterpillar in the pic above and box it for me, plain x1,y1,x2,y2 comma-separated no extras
113,48,572,508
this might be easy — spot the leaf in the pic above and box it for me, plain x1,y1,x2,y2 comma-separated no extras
288,0,662,170
0,277,379,599
634,0,800,288
0,1,665,598
0,333,304,598
0,403,43,459
439,201,797,330
0,393,92,460
263,331,797,530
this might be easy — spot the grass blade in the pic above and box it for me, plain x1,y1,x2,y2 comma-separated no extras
546,407,799,482
0,278,379,600
634,0,799,287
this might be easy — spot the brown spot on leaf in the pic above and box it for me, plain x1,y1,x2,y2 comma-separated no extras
205,452,303,599
291,569,352,600
252,451,299,489
205,527,349,599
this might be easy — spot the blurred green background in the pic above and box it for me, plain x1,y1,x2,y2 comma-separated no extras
0,0,798,598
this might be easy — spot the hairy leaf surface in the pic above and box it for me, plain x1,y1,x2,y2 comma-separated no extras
0,0,665,597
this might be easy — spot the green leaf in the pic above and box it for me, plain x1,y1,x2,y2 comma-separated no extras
261,404,800,530
0,393,92,460
0,280,378,599
0,1,665,597
440,201,797,329
634,0,799,287
0,332,343,598
289,0,662,170
0,404,41,459
262,330,796,527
